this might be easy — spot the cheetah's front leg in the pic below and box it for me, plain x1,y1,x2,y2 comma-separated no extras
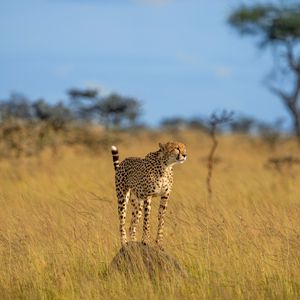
141,196,152,245
155,195,169,250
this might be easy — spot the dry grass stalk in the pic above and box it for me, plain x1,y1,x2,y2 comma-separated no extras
206,111,233,201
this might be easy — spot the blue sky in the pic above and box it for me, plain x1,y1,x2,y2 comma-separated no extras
0,0,289,126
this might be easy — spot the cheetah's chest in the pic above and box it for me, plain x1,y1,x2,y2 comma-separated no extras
143,170,173,197
155,176,172,195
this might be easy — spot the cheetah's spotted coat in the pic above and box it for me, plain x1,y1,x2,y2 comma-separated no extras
111,142,187,249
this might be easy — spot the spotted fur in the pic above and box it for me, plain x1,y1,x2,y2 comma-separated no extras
111,141,187,249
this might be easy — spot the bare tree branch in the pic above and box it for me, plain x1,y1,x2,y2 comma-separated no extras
268,85,291,102
286,41,300,74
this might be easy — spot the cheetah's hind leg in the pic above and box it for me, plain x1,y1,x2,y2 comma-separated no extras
129,194,144,242
117,189,130,246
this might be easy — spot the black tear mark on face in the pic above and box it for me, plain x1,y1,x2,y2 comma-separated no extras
176,147,180,160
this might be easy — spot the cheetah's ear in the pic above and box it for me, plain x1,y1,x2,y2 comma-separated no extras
159,143,165,151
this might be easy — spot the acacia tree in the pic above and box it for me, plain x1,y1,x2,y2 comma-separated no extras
96,93,141,128
228,3,300,141
67,88,99,121
67,88,141,128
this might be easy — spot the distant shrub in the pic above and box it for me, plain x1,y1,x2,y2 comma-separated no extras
160,116,209,133
229,116,255,134
33,99,73,130
0,93,33,121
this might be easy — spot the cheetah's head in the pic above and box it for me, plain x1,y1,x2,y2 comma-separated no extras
159,141,187,166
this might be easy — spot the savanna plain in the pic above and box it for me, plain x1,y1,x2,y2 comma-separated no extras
0,130,299,299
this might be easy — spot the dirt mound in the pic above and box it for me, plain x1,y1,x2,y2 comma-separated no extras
109,242,187,279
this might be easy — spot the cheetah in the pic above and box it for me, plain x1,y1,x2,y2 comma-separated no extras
111,141,187,249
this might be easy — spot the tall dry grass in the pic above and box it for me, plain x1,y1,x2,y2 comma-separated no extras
0,130,299,299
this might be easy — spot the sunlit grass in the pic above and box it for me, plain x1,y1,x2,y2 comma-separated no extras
0,131,299,299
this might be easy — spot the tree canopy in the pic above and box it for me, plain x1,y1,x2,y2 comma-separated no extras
228,2,300,141
228,4,300,44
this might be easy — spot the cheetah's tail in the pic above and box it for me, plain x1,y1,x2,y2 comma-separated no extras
111,145,120,171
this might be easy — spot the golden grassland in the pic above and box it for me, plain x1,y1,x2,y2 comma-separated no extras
0,130,299,299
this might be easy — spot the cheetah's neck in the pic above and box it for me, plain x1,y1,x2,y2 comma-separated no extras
145,150,172,170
